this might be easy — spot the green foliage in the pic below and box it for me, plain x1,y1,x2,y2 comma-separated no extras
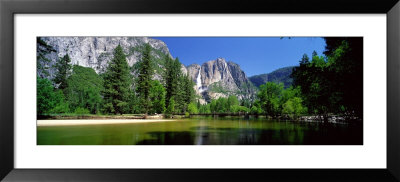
243,82,305,118
187,102,198,114
325,38,363,118
250,105,263,115
163,56,196,114
53,53,72,91
127,90,140,114
185,112,190,117
279,86,302,107
198,104,211,114
230,105,250,113
215,97,228,113
292,53,331,117
128,44,167,77
291,38,363,119
66,65,103,114
175,73,196,113
257,82,284,116
282,97,306,119
209,99,217,113
136,44,154,115
249,100,263,115
175,72,186,112
149,80,166,114
241,98,252,109
164,57,181,111
227,95,239,109
37,77,56,114
162,55,191,116
183,74,196,109
166,97,175,116
102,45,132,114
207,96,249,114
74,107,90,115
37,77,69,115
49,90,70,114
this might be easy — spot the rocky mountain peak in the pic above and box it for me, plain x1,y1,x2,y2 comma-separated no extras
187,58,256,103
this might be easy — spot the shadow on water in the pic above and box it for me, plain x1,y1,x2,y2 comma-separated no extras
135,131,195,145
135,122,362,145
37,118,362,145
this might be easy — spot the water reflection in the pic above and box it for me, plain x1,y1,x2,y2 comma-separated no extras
136,131,195,145
37,117,362,145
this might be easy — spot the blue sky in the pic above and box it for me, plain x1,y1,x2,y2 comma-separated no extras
152,37,326,76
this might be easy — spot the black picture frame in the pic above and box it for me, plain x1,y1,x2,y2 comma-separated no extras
1,0,399,181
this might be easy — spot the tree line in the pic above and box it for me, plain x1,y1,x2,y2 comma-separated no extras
193,83,305,119
37,43,196,117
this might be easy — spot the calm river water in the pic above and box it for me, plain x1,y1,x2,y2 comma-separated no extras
37,117,362,145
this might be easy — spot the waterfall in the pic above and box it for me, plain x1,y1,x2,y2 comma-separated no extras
196,67,204,93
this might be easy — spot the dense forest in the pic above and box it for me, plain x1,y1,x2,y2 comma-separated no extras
37,37,362,121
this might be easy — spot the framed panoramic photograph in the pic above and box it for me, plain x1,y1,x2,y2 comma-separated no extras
1,0,400,181
35,36,363,145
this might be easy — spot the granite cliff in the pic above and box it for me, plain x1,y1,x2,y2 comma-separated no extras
187,58,256,103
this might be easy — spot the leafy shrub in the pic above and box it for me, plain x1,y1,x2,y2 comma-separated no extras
230,105,250,113
282,97,306,119
187,102,198,114
250,105,263,115
74,107,90,115
37,77,69,114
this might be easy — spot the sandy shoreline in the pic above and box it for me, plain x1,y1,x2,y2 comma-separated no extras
37,119,177,126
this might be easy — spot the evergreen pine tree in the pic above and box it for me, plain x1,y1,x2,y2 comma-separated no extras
102,45,132,114
164,56,181,111
136,44,154,115
312,50,318,58
53,53,72,91
164,56,174,108
166,96,175,117
183,73,195,112
149,80,166,114
175,74,186,113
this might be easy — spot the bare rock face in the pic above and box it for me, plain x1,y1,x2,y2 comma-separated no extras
187,58,256,102
227,61,255,96
187,64,201,82
37,37,174,80
202,58,238,91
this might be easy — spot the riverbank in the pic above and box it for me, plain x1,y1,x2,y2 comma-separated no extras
37,119,177,126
